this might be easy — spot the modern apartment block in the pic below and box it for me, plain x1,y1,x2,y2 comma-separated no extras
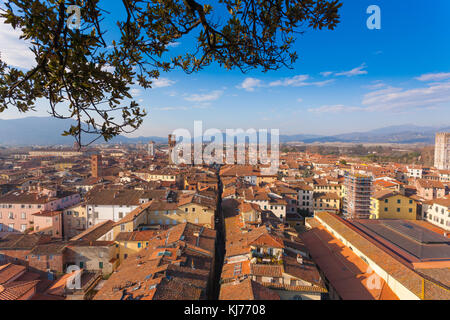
343,173,373,219
434,132,450,170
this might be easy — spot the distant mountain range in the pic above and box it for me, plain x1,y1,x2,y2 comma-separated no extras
0,117,448,146
0,117,166,146
293,125,450,144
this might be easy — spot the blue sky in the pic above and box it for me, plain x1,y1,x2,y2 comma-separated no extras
0,0,449,137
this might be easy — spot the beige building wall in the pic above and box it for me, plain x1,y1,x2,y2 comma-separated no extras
63,204,87,239
149,204,215,228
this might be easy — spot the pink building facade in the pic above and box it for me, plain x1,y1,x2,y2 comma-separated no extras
32,211,63,238
0,188,80,235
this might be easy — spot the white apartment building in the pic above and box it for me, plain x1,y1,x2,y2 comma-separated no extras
406,166,423,179
85,189,168,227
423,198,450,231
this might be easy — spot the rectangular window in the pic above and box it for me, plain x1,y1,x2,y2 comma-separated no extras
99,262,103,269
137,242,142,248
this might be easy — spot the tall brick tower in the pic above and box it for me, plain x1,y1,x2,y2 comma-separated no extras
91,154,102,178
168,134,176,164
434,132,450,170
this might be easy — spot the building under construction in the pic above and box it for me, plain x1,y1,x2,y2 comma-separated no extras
343,173,373,219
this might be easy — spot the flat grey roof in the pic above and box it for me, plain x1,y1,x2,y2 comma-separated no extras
352,220,450,261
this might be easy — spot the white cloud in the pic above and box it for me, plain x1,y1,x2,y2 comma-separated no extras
415,72,450,82
154,103,211,111
151,77,176,88
363,81,386,90
269,75,309,87
237,78,263,92
184,90,223,102
130,88,142,96
0,18,35,69
308,105,364,114
311,79,335,87
320,71,333,77
269,75,334,87
154,106,189,111
237,75,334,92
102,64,115,73
362,81,450,111
308,78,450,114
335,63,368,77
167,42,181,48
192,103,212,109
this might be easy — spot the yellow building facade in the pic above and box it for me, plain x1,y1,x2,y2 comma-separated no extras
370,191,417,220
313,193,341,213
114,231,154,263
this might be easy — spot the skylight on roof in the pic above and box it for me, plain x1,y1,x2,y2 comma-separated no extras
157,251,172,257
